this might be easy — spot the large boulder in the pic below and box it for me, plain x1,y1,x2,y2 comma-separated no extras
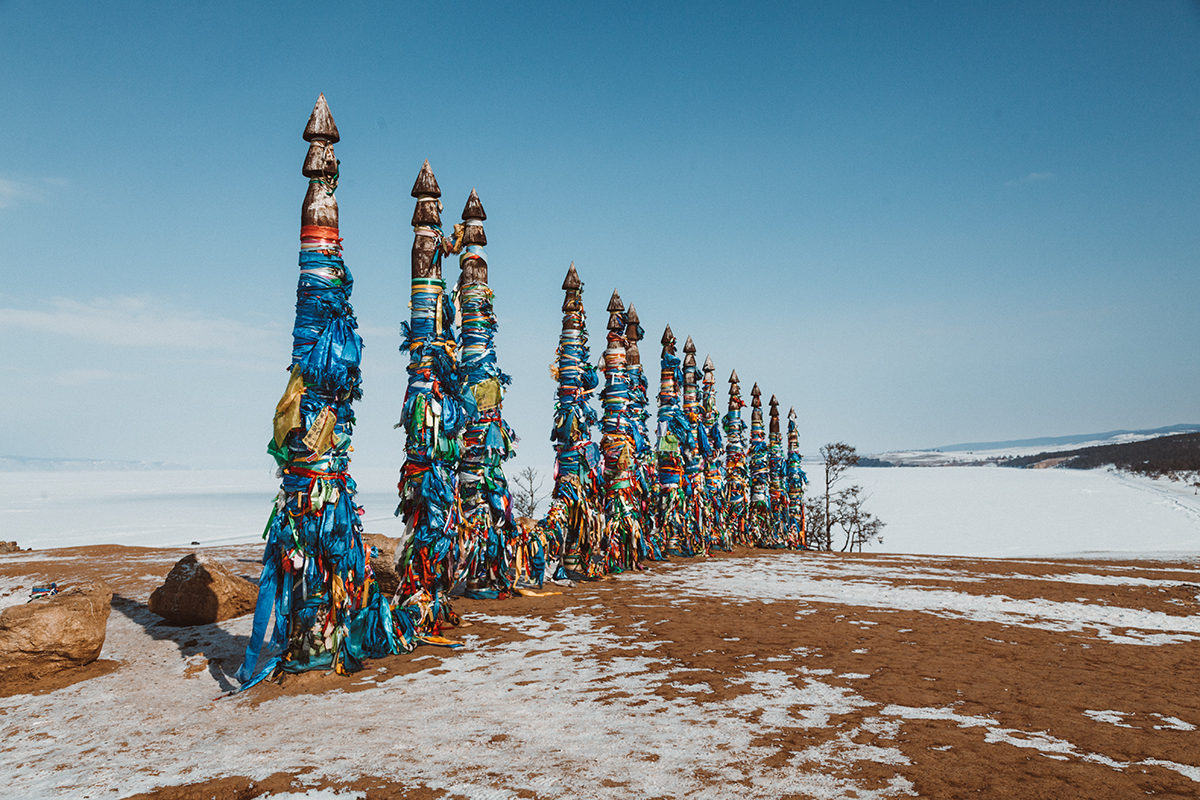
0,581,113,679
148,553,258,626
362,533,400,597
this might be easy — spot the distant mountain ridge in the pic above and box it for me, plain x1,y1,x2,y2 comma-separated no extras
932,424,1200,453
1004,432,1200,475
0,456,190,472
864,424,1200,468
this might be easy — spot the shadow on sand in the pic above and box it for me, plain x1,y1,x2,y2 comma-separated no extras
111,593,247,693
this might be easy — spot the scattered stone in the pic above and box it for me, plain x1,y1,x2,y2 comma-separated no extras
0,541,24,554
148,554,258,626
0,581,113,679
362,533,400,597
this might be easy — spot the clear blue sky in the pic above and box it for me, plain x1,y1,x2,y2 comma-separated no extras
1,0,1198,473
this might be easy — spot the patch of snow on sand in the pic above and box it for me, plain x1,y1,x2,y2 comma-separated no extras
1,603,917,800
639,556,1200,646
883,705,1200,783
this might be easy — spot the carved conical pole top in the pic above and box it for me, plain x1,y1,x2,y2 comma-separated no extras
459,189,488,284
751,383,762,407
788,407,796,421
409,161,444,277
301,95,339,229
683,353,697,370
410,161,443,229
411,159,441,198
703,355,714,374
604,289,624,331
770,395,779,410
683,336,696,355
729,369,739,384
624,304,641,365
626,304,640,328
563,262,582,291
462,188,486,221
660,324,675,355
303,93,340,143
770,395,780,434
460,187,488,247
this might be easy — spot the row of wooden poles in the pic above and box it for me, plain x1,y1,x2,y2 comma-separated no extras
264,96,809,662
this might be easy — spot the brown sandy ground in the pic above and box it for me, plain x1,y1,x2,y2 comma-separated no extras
1,544,1197,799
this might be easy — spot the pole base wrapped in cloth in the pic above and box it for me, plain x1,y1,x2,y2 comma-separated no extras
547,263,605,580
237,248,411,691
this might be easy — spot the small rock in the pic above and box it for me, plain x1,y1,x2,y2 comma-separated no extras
149,554,258,626
362,533,400,597
0,541,23,554
0,581,113,679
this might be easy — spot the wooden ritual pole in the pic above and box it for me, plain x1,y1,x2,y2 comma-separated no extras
547,263,603,579
702,356,728,552
599,290,640,572
237,95,397,688
452,189,518,596
680,336,708,556
786,407,809,549
394,160,470,635
747,383,771,545
767,395,788,548
655,324,688,556
722,370,750,546
624,305,659,561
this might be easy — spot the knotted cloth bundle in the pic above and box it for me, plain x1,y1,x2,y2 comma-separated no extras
395,257,473,636
453,244,519,597
237,245,406,690
547,286,603,578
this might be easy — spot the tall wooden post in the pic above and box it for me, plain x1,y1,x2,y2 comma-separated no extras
548,263,602,578
722,370,749,546
624,304,658,560
702,356,727,551
395,160,470,634
680,337,706,556
786,407,809,549
599,290,640,572
747,383,771,545
453,189,518,596
767,395,788,548
655,324,688,555
238,95,397,689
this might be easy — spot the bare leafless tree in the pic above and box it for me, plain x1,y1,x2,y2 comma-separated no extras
512,466,550,518
833,484,885,552
819,442,858,551
804,443,884,552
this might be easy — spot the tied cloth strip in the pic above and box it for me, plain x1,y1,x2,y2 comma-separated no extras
395,254,472,636
237,246,406,691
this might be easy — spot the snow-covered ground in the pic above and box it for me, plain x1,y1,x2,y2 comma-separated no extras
2,466,1197,560
855,466,1200,559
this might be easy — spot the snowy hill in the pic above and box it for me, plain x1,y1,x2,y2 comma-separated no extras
867,424,1200,467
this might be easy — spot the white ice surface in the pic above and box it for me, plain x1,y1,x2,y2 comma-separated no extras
850,466,1200,558
0,467,407,550
5,466,1198,559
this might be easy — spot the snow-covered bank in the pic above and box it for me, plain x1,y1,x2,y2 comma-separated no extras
854,466,1200,558
1,466,1197,559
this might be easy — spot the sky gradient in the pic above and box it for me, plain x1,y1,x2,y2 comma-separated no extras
1,0,1198,475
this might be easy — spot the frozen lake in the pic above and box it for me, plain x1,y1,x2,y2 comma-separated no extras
1,465,1197,559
